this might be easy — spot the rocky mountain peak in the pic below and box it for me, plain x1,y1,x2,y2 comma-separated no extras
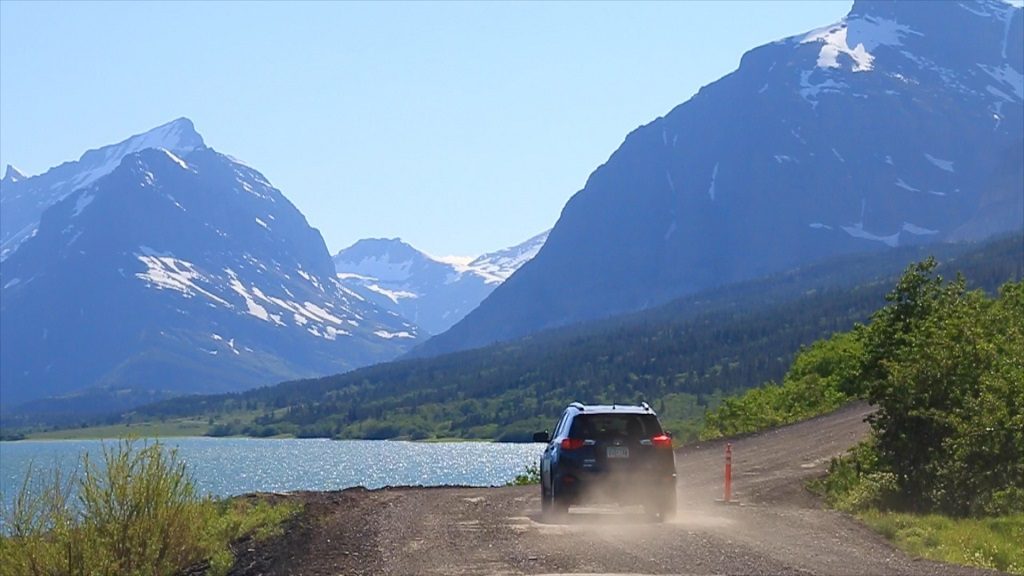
75,117,206,176
837,0,1022,72
334,238,430,283
2,164,27,184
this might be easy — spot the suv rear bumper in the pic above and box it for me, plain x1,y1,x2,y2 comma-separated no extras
554,469,676,505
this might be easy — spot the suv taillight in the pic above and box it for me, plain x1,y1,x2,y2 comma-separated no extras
561,438,585,450
651,434,672,449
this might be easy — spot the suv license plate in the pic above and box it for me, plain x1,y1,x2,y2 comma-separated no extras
606,446,629,459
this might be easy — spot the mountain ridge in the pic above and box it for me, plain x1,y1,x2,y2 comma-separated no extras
415,0,1023,358
0,118,207,260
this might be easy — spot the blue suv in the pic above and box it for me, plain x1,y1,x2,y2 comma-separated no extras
533,402,677,520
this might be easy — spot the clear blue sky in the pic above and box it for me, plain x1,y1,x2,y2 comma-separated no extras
0,1,851,257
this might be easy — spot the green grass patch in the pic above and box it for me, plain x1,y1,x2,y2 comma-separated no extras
856,510,1024,575
26,418,212,440
0,439,300,575
812,442,1024,575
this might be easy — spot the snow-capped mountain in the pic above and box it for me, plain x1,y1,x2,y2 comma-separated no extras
333,230,549,335
417,0,1024,357
464,230,550,284
0,120,420,411
1,118,205,261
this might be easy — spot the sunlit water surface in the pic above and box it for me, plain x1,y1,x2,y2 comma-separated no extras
0,437,543,509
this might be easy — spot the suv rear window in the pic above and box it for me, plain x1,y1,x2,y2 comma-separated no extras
568,414,663,440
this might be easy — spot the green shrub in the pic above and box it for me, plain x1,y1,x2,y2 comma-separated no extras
0,440,299,576
506,464,541,486
701,330,862,440
861,263,1024,515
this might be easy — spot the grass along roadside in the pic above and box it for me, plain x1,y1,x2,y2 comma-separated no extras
856,510,1024,574
0,439,300,575
810,444,1024,575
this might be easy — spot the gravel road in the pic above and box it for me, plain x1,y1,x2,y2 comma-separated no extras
228,403,1000,576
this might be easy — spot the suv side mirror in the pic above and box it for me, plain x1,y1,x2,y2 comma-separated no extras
533,431,550,443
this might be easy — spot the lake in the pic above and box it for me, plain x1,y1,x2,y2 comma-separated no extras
0,437,544,509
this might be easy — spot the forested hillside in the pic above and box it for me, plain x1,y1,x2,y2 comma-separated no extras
107,235,1023,441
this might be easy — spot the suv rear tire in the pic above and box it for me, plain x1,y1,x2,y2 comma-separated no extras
546,484,569,520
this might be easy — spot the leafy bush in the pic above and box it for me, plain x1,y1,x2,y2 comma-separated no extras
0,440,299,575
506,464,541,486
813,440,899,512
861,262,1024,515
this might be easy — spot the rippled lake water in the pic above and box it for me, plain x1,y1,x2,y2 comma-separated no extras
0,437,544,508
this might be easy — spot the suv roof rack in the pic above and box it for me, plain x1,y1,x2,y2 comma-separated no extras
640,401,652,412
569,401,586,411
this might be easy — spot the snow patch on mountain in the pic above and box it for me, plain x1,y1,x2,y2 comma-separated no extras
226,269,272,322
801,15,918,72
798,71,848,107
135,246,231,307
374,329,416,340
369,284,419,304
465,229,550,284
72,191,95,217
924,153,955,172
159,149,191,171
902,222,939,236
842,222,900,247
979,63,1024,100
708,163,719,201
895,178,921,192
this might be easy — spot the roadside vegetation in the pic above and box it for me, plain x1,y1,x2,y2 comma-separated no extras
506,464,541,486
705,258,1024,574
0,440,300,576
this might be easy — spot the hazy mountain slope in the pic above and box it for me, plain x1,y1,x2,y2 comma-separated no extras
416,0,1023,357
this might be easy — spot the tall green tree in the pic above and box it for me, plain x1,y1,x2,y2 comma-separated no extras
862,260,1023,515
